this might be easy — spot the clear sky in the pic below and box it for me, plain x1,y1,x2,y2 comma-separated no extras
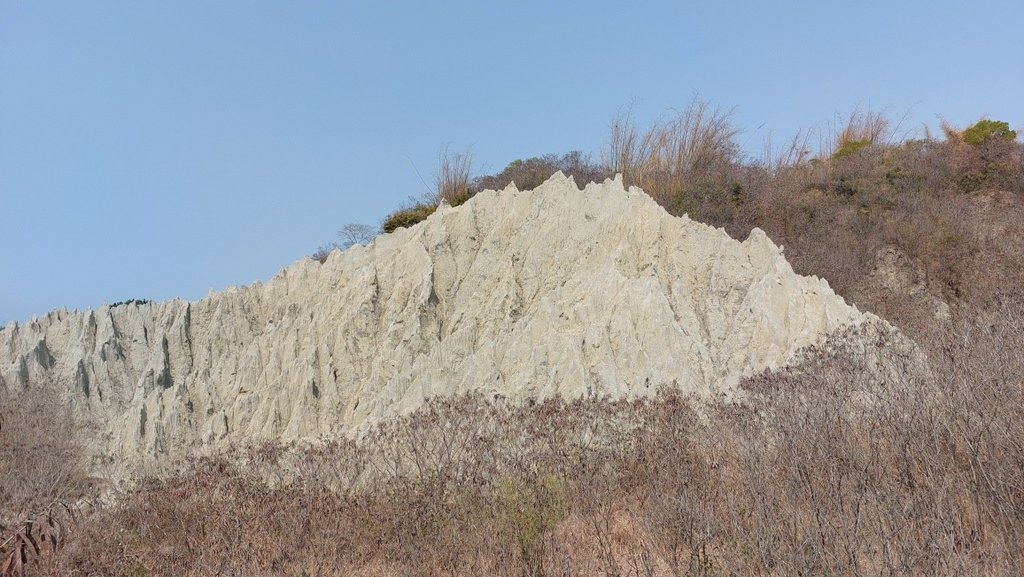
2,1,1021,324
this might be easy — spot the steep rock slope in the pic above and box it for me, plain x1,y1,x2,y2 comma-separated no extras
1,174,877,461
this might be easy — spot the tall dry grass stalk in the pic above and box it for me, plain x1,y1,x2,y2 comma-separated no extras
760,128,814,172
604,100,740,198
822,107,892,158
435,146,473,205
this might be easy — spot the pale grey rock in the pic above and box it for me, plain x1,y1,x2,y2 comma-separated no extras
0,174,883,465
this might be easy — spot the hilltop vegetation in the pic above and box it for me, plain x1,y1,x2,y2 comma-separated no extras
338,105,1022,339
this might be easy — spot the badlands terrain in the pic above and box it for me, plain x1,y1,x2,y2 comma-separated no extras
2,125,1022,575
1,175,882,465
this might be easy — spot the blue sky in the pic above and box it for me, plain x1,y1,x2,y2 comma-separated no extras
2,1,1021,324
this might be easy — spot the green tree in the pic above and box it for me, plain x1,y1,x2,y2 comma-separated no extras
962,119,1017,146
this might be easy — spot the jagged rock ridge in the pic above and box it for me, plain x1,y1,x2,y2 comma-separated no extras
1,174,878,462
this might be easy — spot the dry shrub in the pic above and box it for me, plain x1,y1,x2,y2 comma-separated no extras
0,385,89,577
309,243,338,263
54,396,660,577
760,127,814,172
1,503,75,577
309,223,377,264
697,296,1024,577
473,151,608,193
0,386,87,521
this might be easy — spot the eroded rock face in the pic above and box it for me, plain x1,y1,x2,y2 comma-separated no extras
0,174,880,463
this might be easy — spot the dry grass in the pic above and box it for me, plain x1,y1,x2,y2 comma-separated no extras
760,127,814,172
435,146,474,206
604,100,740,207
823,107,893,158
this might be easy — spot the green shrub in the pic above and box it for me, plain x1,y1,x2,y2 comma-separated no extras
832,138,872,159
496,474,567,575
951,119,1021,191
381,202,437,233
962,119,1017,146
444,188,472,207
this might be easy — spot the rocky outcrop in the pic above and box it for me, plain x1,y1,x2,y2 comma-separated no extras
0,174,881,464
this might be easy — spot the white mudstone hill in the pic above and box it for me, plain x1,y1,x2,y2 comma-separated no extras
1,174,880,462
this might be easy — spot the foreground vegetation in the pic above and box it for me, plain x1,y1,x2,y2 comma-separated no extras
3,105,1022,575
